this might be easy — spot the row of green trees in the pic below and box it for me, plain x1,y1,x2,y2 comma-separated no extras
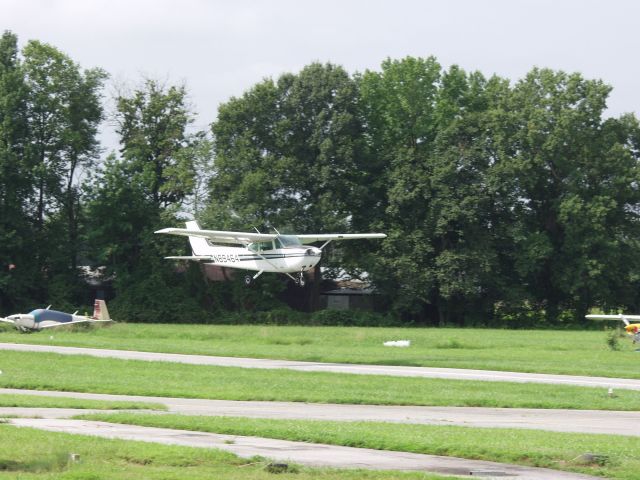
206,58,640,325
1,30,639,325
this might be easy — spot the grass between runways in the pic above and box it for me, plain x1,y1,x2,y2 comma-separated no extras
0,350,638,410
1,323,637,378
0,393,166,410
77,412,640,479
0,424,448,480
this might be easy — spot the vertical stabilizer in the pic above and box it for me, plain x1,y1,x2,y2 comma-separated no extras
185,220,211,256
93,300,110,320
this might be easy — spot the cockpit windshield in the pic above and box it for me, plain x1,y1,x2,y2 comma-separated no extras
275,235,301,249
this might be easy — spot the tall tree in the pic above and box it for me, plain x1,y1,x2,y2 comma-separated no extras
359,57,441,321
208,63,372,308
181,131,214,218
115,79,194,210
360,58,502,324
0,31,32,312
21,40,106,287
86,79,203,322
490,69,640,322
61,66,107,271
210,63,367,233
89,78,195,272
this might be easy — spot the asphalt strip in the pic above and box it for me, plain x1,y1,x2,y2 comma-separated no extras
9,418,601,480
2,388,640,436
1,342,640,390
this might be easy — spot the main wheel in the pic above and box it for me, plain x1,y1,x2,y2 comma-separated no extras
244,274,252,286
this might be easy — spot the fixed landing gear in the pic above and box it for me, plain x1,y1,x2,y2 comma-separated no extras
244,270,264,286
245,271,307,287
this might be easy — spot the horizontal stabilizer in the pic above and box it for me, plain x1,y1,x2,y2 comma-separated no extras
38,319,113,330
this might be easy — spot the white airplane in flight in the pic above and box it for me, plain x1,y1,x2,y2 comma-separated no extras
0,300,113,332
155,221,386,286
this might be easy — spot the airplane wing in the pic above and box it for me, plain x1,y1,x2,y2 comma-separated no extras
297,233,387,244
0,317,15,325
155,228,276,245
38,319,114,330
586,314,640,325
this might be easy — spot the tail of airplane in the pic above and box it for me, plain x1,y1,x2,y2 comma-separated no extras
93,299,110,320
185,220,211,256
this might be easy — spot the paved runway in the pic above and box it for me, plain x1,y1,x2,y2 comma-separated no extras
9,418,601,479
2,388,639,436
2,342,640,390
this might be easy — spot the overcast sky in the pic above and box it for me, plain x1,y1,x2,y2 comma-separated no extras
4,0,639,139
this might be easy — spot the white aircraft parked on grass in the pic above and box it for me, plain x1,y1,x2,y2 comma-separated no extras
586,313,640,344
155,221,386,286
0,300,113,332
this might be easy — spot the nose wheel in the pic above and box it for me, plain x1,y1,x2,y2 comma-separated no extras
296,272,306,287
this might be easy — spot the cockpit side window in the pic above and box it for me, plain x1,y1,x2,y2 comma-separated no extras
248,241,274,252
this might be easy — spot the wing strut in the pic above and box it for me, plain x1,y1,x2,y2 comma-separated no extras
237,239,293,280
250,249,298,283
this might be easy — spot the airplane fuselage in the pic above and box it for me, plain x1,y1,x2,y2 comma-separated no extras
6,309,90,332
198,244,322,273
1,300,112,332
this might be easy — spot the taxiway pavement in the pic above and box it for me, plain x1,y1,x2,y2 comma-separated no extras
9,418,602,479
1,342,639,390
2,388,639,437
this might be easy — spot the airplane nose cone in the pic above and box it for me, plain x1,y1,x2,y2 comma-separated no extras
305,247,322,257
15,314,35,330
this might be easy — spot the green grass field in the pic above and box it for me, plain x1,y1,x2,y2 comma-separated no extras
1,322,636,378
0,393,165,410
1,322,636,479
0,425,446,480
0,350,637,410
79,412,640,479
